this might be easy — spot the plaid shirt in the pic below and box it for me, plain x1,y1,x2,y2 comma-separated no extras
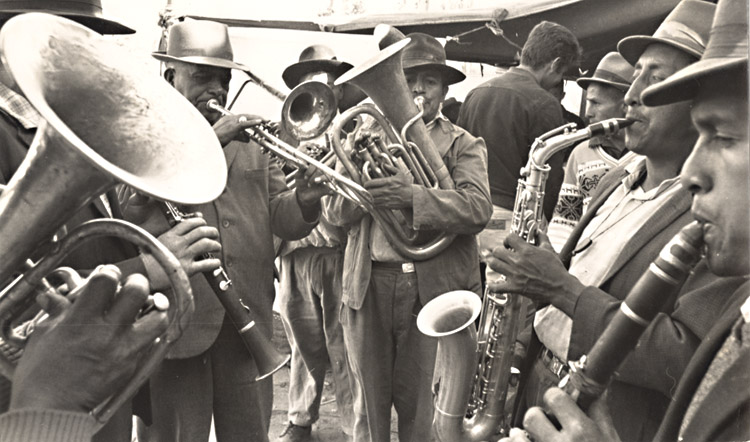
0,81,41,129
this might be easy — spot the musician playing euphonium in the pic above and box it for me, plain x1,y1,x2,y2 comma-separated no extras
140,20,330,442
323,33,492,442
485,2,746,441
275,44,357,442
503,0,749,440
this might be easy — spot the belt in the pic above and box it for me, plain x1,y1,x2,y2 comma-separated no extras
371,261,416,274
540,346,569,379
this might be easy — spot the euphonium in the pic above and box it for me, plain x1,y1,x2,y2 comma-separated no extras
0,13,227,426
561,221,704,409
330,38,456,261
418,118,633,441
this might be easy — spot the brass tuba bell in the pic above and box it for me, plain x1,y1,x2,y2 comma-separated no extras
0,12,227,426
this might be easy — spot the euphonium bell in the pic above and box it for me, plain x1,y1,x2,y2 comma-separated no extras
0,12,227,426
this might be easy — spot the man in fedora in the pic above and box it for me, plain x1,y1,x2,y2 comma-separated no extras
487,1,745,440
502,0,749,440
144,19,330,442
275,44,355,442
547,52,636,251
324,32,492,442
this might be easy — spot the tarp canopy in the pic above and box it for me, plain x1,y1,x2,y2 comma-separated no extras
186,0,681,73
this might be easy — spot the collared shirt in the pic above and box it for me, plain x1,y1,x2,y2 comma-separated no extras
0,81,41,130
535,157,683,360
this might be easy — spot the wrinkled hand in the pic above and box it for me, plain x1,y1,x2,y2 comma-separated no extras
363,164,414,209
485,231,584,313
213,113,264,147
294,164,332,207
11,266,168,413
143,216,221,291
520,388,621,442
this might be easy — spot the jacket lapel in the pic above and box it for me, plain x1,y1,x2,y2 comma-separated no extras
223,140,240,172
598,188,691,284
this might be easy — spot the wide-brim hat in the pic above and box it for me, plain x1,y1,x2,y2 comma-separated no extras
282,44,353,89
618,0,715,66
576,52,634,92
0,0,134,34
152,19,249,72
642,0,748,106
402,32,465,86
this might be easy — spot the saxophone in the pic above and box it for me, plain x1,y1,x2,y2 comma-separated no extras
417,118,633,441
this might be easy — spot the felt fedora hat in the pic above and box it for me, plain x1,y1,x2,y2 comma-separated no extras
402,32,465,85
0,0,134,34
642,0,748,106
618,0,715,66
152,20,249,72
576,52,634,92
282,45,353,89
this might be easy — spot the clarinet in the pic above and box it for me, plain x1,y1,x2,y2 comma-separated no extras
560,221,705,410
163,202,289,380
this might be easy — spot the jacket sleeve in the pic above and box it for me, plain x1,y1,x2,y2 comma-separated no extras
567,261,745,396
0,409,98,442
411,130,492,234
267,159,317,241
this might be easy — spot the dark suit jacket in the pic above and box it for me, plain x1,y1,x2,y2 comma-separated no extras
516,162,743,441
654,280,750,442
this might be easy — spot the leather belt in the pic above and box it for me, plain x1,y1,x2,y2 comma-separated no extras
540,346,569,379
371,261,415,274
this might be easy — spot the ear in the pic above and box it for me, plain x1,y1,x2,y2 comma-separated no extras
550,57,565,74
163,68,175,86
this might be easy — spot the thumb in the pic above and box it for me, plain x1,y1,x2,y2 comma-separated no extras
535,230,555,252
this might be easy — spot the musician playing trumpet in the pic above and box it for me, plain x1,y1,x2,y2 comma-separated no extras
323,33,492,442
139,20,330,442
485,2,746,440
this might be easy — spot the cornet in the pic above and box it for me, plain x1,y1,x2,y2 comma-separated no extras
0,13,227,427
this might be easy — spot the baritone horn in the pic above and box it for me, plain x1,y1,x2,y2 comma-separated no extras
0,13,227,427
330,38,457,261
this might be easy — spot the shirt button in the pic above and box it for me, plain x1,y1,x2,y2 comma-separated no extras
226,260,233,267
222,220,230,228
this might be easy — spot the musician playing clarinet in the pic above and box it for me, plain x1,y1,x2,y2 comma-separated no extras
324,33,492,442
486,1,745,440
139,20,329,442
502,0,749,440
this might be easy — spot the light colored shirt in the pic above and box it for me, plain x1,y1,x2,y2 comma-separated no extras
0,81,41,130
535,158,683,360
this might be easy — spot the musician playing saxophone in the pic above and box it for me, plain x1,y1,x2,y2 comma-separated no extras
140,20,330,442
502,0,749,439
485,2,746,440
323,33,492,442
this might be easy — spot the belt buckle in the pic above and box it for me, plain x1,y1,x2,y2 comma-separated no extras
401,262,415,273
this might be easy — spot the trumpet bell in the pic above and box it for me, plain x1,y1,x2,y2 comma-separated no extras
281,80,337,141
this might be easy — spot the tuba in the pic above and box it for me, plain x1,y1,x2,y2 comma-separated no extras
329,37,456,261
0,13,227,426
418,118,633,441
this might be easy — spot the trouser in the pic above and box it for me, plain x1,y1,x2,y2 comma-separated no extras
341,264,437,442
515,350,565,420
143,315,273,442
278,246,353,434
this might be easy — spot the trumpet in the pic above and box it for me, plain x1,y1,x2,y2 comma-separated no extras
206,96,373,209
0,13,227,427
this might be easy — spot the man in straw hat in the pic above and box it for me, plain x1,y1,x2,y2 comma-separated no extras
547,52,636,252
324,32,491,442
501,0,749,440
143,19,330,442
275,44,355,442
487,1,744,440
